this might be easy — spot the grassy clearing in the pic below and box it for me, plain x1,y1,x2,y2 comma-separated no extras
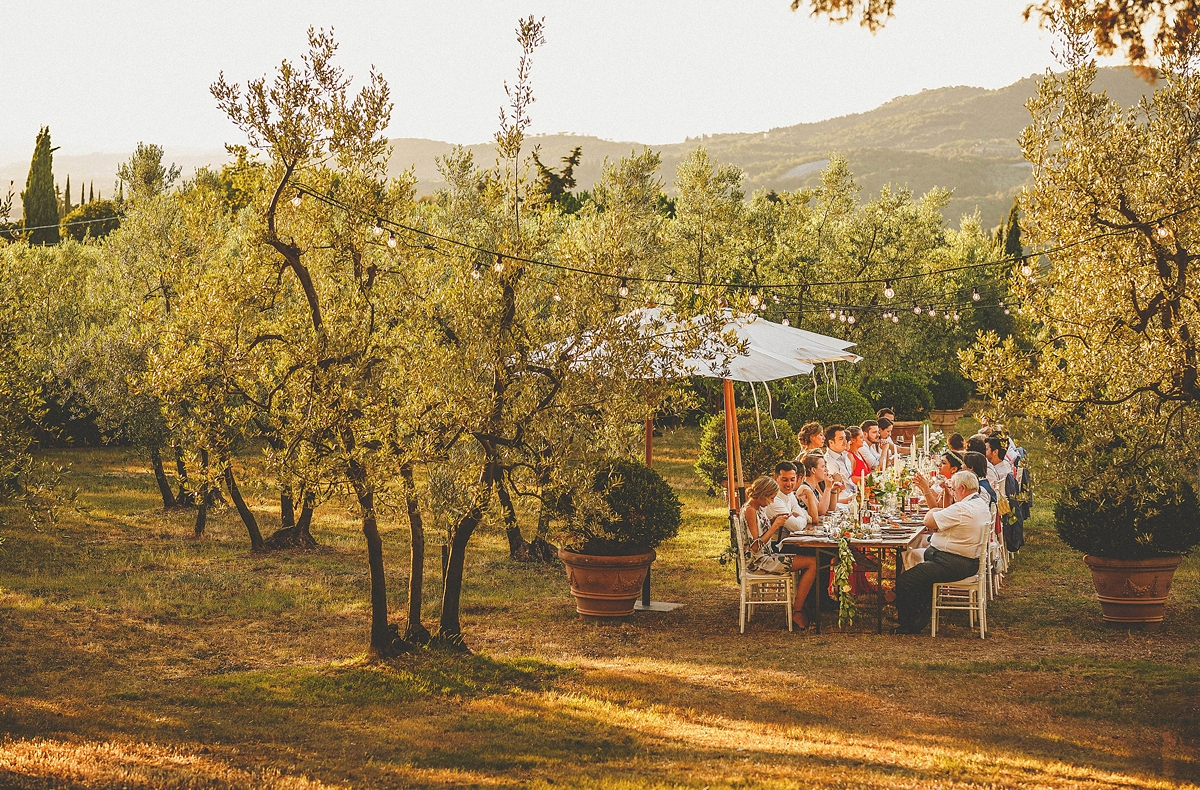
0,428,1198,789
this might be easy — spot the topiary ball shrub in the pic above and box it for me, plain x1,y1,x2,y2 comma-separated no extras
785,385,874,433
695,408,799,495
562,458,682,556
930,370,974,411
1055,479,1200,560
863,373,934,421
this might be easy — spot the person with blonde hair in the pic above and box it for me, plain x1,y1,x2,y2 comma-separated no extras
741,475,818,629
893,470,990,634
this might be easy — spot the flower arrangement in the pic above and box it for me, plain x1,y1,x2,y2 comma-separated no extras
833,529,858,627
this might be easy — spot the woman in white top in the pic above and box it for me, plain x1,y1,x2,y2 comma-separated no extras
741,476,817,629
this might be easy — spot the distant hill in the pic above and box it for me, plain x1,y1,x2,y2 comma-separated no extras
1,68,1153,231
387,67,1153,230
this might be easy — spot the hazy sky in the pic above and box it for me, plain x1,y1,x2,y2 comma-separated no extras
3,1,1072,159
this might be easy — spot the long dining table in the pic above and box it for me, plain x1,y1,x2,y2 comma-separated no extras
778,523,927,634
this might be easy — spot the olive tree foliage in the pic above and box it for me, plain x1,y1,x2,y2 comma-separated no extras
964,8,1200,496
793,0,1197,70
210,28,428,657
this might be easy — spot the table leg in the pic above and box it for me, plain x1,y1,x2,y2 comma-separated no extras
877,549,885,634
812,547,823,635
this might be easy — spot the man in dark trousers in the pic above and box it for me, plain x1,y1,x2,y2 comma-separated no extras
893,470,990,634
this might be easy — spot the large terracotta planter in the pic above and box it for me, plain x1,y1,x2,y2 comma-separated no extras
890,419,924,444
559,548,656,617
1084,554,1182,629
929,408,966,434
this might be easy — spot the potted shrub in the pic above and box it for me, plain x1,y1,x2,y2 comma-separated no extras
1055,472,1200,629
928,370,974,433
863,373,934,444
557,458,683,617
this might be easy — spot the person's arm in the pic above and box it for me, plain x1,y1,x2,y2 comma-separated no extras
924,508,941,531
799,486,819,521
820,480,838,515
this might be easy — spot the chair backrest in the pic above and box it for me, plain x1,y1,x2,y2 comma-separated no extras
733,512,749,576
978,504,996,576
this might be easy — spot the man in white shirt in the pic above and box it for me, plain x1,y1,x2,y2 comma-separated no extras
893,470,990,634
822,425,857,504
985,436,1013,491
859,420,881,470
763,461,809,534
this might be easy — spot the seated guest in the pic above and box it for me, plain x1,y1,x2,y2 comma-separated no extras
966,434,987,455
985,435,1013,492
893,471,990,634
822,424,857,503
764,461,809,534
877,416,896,466
860,420,881,470
948,433,966,454
963,451,997,505
798,454,839,520
876,407,895,422
846,426,871,488
912,451,964,509
796,422,825,457
741,476,818,629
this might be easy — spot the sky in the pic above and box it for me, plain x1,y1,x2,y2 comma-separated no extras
1,0,1071,160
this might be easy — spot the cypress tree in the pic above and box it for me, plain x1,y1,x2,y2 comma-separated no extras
80,182,85,206
63,174,73,216
1003,198,1022,261
88,181,94,203
22,127,59,245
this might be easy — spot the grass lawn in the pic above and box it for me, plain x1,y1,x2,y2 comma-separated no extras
1,425,1198,789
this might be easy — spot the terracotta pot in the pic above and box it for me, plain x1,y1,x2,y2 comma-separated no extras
1084,554,1182,629
889,419,924,444
929,408,966,434
559,548,656,617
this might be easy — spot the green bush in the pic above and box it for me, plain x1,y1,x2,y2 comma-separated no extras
695,409,798,495
930,370,974,411
561,458,682,556
863,373,934,421
784,385,874,432
1055,478,1200,559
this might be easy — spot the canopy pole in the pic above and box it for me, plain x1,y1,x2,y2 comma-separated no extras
644,417,653,468
729,382,746,507
723,379,737,513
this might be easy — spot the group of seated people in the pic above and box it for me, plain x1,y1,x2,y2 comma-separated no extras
740,409,1015,634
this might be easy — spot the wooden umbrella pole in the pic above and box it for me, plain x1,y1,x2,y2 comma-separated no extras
723,380,737,513
730,381,746,507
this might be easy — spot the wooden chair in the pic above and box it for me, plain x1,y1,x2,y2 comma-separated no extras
930,515,991,639
735,514,794,633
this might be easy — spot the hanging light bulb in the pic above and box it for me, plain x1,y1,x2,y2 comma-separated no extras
493,254,505,274
829,308,837,320
891,314,900,323
291,192,303,207
552,289,562,302
471,262,483,280
1020,260,1033,278
883,280,895,299
387,231,397,249
928,307,937,317
748,289,762,309
781,317,790,326
772,294,780,304
693,286,701,295
944,311,951,320
954,311,961,322
839,312,847,323
913,303,922,315
372,218,383,236
1003,306,1011,315
847,314,856,325
1157,225,1173,240
971,287,980,302
618,278,630,298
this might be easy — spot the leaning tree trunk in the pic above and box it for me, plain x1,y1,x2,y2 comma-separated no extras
400,464,430,644
280,485,296,528
148,446,177,509
496,475,531,560
224,462,266,551
175,443,195,507
263,489,317,549
439,506,480,643
346,454,408,658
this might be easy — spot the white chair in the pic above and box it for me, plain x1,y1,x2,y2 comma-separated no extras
735,515,794,633
931,519,991,638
